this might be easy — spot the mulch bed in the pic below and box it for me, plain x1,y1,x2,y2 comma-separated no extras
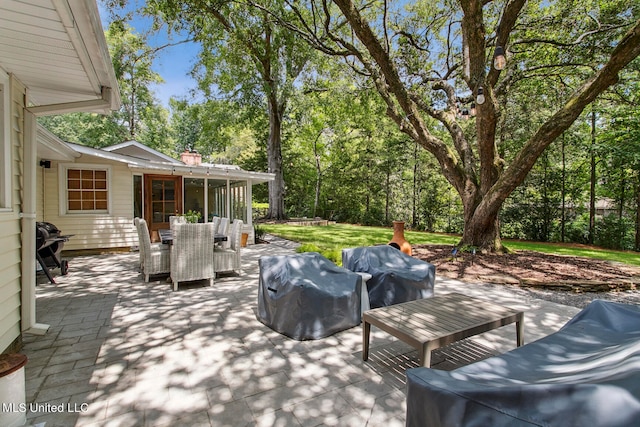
412,244,640,293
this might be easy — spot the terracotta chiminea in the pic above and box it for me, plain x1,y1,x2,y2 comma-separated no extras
389,221,412,255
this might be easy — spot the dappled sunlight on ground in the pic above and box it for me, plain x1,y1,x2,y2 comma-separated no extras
23,237,583,426
415,245,640,292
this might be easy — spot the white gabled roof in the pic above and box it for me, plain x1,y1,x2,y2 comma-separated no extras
0,0,121,114
103,140,183,164
37,125,80,161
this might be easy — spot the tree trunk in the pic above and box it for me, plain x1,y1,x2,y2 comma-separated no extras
461,201,503,252
266,94,286,219
542,153,550,241
385,169,390,223
561,133,566,242
619,166,625,220
412,140,419,228
313,155,321,219
589,109,597,245
635,172,640,251
129,75,136,138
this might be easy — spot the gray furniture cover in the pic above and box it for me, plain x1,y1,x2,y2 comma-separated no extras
342,245,435,309
406,300,640,427
257,252,363,340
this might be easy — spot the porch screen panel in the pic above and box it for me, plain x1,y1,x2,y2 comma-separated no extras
230,181,247,222
207,179,227,220
184,178,205,222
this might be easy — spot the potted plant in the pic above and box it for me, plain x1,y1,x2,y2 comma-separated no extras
254,225,268,244
184,210,202,223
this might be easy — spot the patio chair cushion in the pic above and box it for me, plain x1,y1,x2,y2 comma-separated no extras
257,252,363,340
406,300,640,427
342,245,435,309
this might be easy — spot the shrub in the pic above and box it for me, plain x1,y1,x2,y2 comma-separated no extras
254,225,267,242
296,243,322,253
323,249,342,265
296,244,342,265
184,210,202,223
595,215,634,250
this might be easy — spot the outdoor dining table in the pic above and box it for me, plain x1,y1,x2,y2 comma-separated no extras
158,229,227,245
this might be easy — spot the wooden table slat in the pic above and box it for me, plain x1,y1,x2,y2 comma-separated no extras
362,293,524,367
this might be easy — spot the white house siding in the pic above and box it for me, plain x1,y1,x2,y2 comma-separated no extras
39,154,138,251
0,76,25,352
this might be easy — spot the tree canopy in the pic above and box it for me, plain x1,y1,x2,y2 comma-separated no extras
42,0,640,251
254,0,640,251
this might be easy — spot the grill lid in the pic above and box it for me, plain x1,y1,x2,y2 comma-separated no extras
36,221,63,250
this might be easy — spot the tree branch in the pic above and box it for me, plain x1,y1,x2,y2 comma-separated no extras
483,19,640,221
332,0,468,193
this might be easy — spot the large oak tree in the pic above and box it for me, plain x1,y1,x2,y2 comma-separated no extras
263,0,640,251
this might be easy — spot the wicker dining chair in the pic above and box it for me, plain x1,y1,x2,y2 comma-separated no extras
135,218,171,282
170,222,216,291
211,217,221,233
134,217,143,270
169,215,186,228
214,219,243,275
217,217,230,238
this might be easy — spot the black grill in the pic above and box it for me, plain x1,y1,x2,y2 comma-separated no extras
36,221,72,284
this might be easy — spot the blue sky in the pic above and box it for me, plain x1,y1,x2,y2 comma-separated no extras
99,1,202,108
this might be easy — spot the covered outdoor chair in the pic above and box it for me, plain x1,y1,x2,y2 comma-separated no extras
170,222,216,291
214,219,243,275
135,217,170,282
257,252,364,340
406,300,640,427
342,245,435,309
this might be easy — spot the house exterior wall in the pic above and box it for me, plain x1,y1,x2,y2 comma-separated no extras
39,154,138,251
0,75,25,353
37,146,264,252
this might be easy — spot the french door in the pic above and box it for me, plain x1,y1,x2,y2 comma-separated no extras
144,175,182,242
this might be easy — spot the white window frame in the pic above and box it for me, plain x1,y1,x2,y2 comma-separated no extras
59,163,112,215
0,70,11,211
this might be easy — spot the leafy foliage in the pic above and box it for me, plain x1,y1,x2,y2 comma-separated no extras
44,1,640,253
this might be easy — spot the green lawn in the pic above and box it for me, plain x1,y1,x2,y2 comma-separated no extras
258,223,640,267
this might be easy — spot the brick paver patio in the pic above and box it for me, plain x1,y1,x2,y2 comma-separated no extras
21,237,578,426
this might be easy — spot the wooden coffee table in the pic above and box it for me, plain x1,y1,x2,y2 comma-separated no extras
362,292,524,367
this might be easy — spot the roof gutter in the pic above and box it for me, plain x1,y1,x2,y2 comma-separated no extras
27,0,121,115
27,86,114,117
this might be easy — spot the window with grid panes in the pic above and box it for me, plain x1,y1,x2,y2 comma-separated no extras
67,168,108,212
